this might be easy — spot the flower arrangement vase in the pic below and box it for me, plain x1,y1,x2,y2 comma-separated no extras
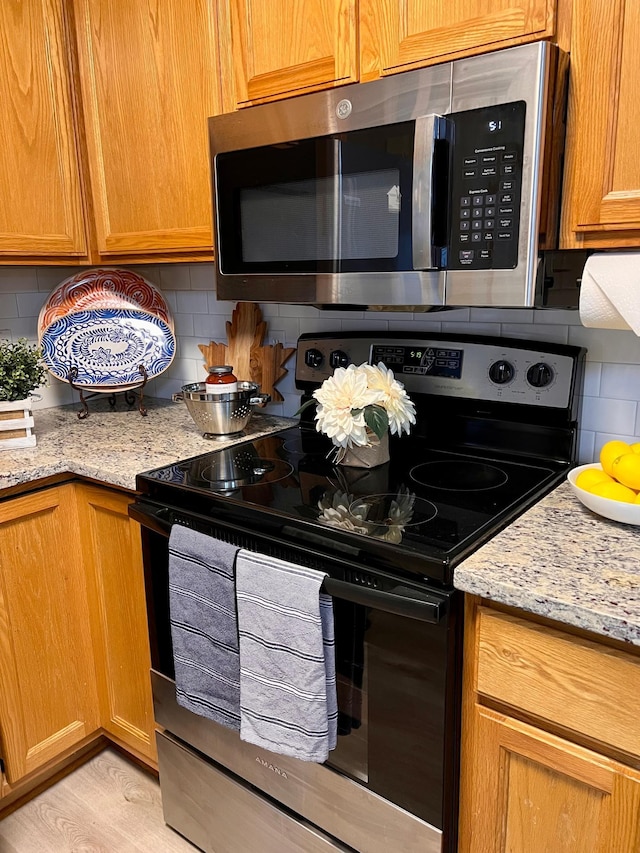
338,431,389,469
0,397,36,450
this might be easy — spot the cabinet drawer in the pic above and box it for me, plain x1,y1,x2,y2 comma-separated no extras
475,608,640,759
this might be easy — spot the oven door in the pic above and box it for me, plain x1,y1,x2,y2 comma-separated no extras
131,500,462,853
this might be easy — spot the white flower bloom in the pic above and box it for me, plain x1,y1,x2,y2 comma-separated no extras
362,362,416,436
313,364,382,448
310,361,415,449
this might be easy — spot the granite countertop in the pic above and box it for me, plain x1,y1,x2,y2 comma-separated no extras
0,397,295,493
454,481,640,648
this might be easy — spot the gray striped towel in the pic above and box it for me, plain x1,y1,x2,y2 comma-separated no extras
168,525,240,730
236,550,338,763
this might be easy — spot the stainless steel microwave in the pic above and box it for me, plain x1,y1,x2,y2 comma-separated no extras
208,42,567,309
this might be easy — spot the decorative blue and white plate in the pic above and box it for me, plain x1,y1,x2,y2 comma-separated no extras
40,308,176,387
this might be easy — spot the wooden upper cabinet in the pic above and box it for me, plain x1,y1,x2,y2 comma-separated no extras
360,0,556,80
72,0,222,259
218,0,358,108
561,0,640,248
0,0,87,258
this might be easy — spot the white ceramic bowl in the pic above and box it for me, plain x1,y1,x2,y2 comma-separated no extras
567,462,640,525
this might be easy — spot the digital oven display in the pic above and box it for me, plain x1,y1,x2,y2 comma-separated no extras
371,345,464,379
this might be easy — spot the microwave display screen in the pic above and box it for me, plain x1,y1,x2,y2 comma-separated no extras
372,345,464,380
240,169,400,263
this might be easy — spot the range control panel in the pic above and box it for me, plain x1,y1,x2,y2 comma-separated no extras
297,334,580,409
447,101,526,272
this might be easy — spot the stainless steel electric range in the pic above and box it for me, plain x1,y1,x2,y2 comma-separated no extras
131,331,585,853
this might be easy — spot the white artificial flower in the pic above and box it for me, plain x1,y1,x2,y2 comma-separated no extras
313,364,382,448
362,362,416,436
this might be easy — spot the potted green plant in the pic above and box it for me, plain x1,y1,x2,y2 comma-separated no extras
0,338,48,449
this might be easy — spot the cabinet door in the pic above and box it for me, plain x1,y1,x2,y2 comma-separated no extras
561,0,640,248
0,485,99,784
360,0,556,80
77,485,156,764
72,0,222,259
459,706,640,853
0,0,87,258
218,0,358,108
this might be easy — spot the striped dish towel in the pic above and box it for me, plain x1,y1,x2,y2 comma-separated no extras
168,525,241,730
236,550,337,763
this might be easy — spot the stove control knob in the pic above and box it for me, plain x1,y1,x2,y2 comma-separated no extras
527,362,554,388
489,360,515,385
304,348,324,369
330,349,350,369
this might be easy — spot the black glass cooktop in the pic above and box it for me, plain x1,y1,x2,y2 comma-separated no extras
139,426,564,584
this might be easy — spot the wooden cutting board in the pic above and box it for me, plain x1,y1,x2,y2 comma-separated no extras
198,302,295,402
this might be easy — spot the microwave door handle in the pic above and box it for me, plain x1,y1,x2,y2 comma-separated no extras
412,114,445,271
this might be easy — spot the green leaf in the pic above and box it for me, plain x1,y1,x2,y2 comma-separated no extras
363,404,388,440
294,398,317,417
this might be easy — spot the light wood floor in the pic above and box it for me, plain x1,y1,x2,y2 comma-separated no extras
0,748,197,852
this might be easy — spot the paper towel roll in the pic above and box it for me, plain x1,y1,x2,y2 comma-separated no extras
580,253,640,335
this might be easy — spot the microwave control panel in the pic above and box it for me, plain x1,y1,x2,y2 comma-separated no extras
447,101,525,272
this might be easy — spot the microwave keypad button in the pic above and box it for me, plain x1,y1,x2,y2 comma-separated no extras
484,232,494,241
464,168,477,178
499,218,513,228
471,220,482,230
500,180,514,192
497,231,512,240
501,164,516,175
472,208,483,218
481,155,497,163
460,196,471,207
472,195,484,206
485,195,496,204
479,249,492,260
498,206,513,215
500,193,514,204
460,208,471,219
485,207,495,217
502,151,517,162
481,166,497,177
471,232,482,242
459,233,470,243
484,219,495,229
463,157,478,166
459,250,474,262
460,220,470,231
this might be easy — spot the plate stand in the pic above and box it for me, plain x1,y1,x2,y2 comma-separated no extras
67,365,149,419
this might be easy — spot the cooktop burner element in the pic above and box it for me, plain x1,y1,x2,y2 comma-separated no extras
137,331,586,585
410,460,509,491
200,457,294,486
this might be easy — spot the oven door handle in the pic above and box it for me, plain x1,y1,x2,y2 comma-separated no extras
321,578,446,624
129,501,173,536
129,501,448,624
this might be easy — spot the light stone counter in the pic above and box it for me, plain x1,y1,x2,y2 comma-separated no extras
0,397,295,493
454,481,640,647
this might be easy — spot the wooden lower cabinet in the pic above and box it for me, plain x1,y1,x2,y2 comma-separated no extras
459,598,640,852
461,707,640,852
76,484,156,764
0,481,155,799
0,484,99,784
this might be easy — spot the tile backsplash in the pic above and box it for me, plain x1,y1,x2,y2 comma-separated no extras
3,262,640,465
